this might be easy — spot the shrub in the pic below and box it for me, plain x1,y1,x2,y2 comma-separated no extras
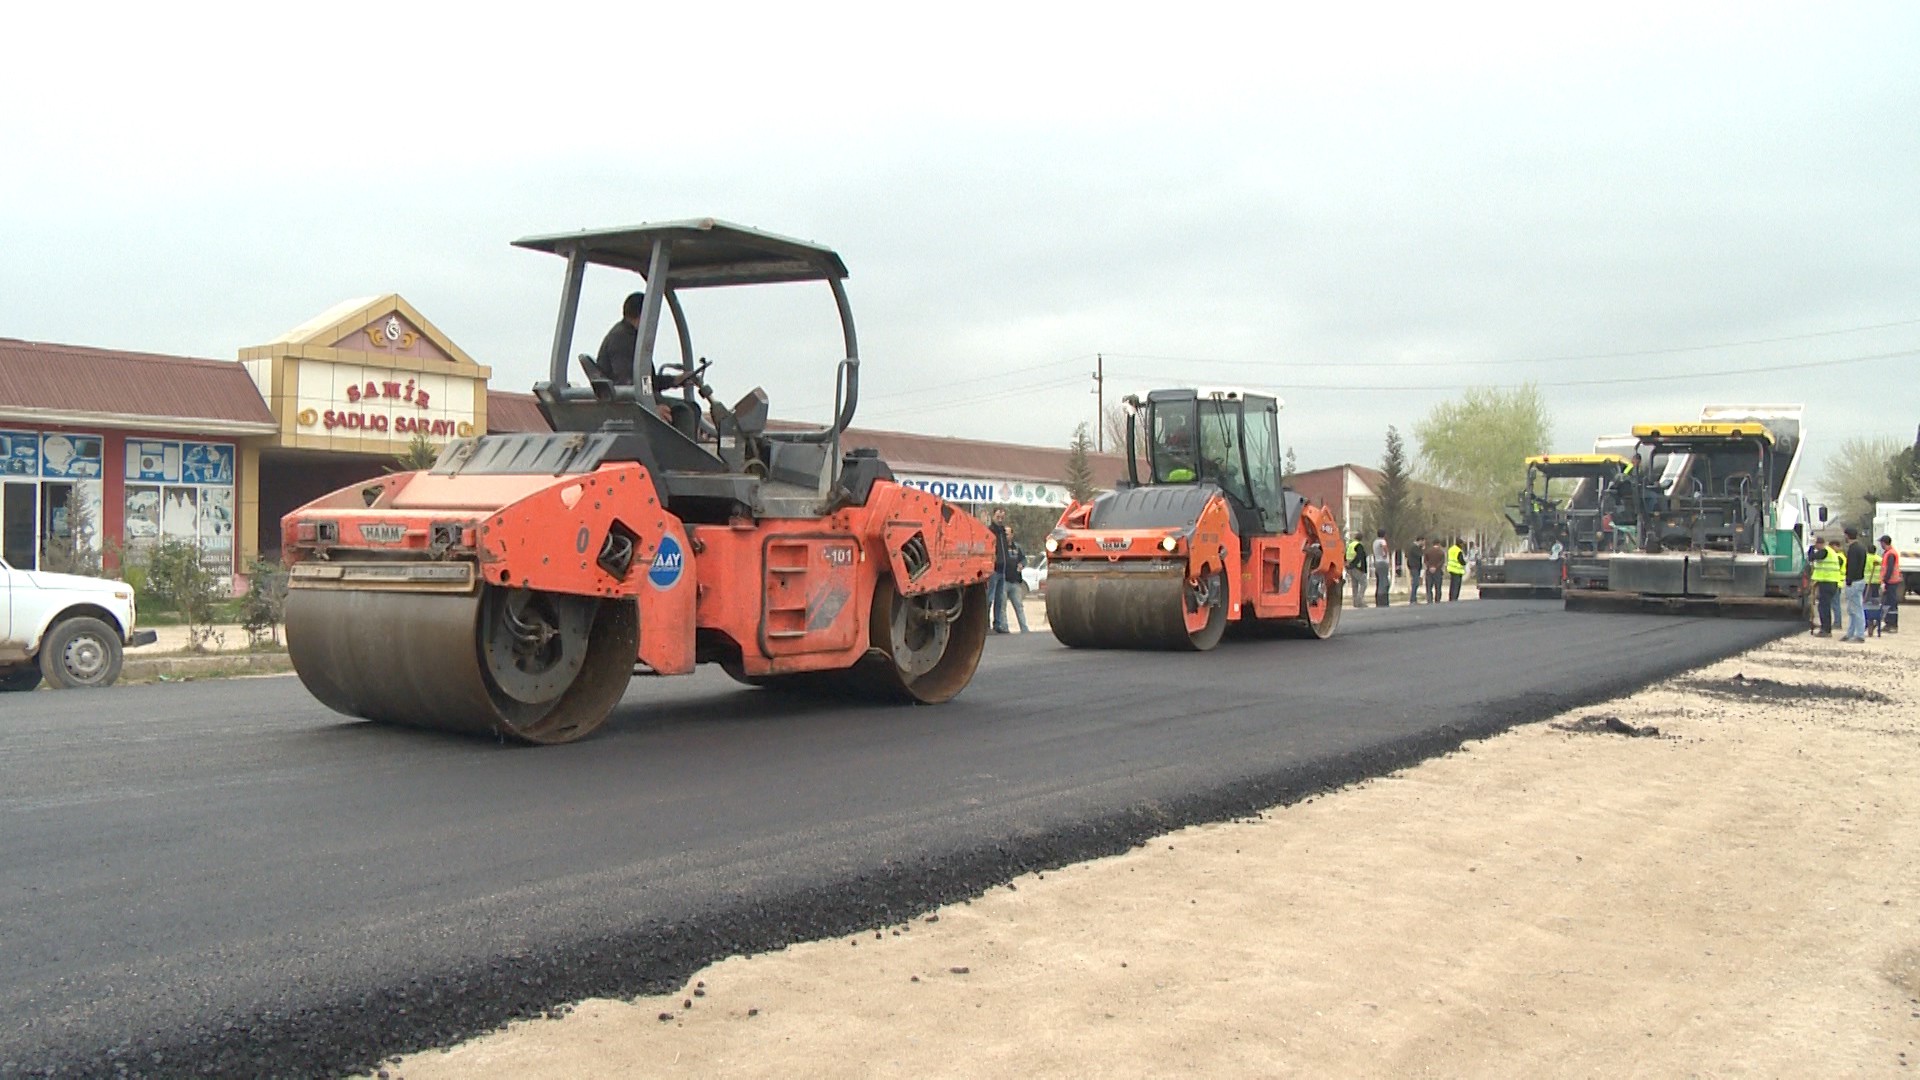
241,558,289,646
141,538,225,652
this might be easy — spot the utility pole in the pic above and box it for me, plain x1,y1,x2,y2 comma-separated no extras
1093,353,1104,453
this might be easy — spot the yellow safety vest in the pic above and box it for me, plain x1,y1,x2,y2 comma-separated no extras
1809,548,1845,584
1446,544,1465,575
1347,539,1362,562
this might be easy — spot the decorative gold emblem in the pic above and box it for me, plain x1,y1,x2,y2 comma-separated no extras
365,315,418,350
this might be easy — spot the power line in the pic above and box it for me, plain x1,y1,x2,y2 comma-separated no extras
1103,315,1920,370
1110,347,1917,394
792,353,1091,415
856,372,1089,423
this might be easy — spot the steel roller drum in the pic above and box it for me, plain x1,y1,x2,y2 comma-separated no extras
1046,568,1216,650
285,587,639,744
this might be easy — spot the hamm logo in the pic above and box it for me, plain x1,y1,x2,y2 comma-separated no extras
648,535,685,590
358,523,406,544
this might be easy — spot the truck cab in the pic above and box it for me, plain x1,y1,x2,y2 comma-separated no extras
0,561,156,690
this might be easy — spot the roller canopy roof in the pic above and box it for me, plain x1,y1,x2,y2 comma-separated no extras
512,218,849,288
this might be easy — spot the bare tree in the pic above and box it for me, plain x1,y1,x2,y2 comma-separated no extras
1102,402,1130,455
1818,434,1903,529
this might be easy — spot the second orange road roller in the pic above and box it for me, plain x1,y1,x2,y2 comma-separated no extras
1044,388,1345,649
280,219,995,744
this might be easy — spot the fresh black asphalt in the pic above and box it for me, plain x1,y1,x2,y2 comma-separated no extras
0,600,1795,1077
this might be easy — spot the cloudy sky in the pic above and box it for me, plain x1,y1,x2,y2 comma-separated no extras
3,2,1915,492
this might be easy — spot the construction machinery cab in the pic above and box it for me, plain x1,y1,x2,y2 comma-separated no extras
504,218,871,524
1128,388,1296,540
1629,423,1776,555
1510,454,1632,555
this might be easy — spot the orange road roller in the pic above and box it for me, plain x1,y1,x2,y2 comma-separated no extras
1044,388,1345,649
281,220,995,744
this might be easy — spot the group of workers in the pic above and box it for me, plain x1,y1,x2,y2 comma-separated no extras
1345,532,1469,608
1806,526,1902,640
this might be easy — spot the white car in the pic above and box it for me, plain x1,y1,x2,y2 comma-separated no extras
1021,556,1048,594
0,560,157,690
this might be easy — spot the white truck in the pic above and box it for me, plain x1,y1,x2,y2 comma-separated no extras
0,561,157,690
1873,502,1920,590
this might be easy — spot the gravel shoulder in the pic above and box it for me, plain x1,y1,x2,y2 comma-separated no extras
386,623,1920,1079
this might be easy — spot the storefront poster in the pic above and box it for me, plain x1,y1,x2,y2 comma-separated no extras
0,431,39,476
160,486,198,540
198,486,234,564
127,440,182,483
182,443,234,485
41,434,103,479
125,485,161,545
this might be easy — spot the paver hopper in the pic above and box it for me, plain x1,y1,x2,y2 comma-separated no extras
1564,405,1812,619
281,220,996,743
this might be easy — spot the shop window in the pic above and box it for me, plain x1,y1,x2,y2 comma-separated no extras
2,483,36,569
123,439,236,573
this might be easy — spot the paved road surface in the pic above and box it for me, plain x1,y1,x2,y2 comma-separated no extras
0,601,1793,1077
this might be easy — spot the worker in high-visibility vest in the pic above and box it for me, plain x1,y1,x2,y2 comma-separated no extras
1865,547,1885,635
1806,536,1845,636
1446,539,1466,602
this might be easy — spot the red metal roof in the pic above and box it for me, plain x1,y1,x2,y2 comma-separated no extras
486,390,551,434
0,338,276,431
482,395,1128,486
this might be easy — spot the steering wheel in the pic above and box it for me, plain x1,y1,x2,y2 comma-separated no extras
657,358,712,394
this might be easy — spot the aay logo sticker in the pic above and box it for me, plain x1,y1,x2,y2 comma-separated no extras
648,534,685,589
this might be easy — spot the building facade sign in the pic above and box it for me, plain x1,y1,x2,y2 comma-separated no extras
291,361,478,439
896,474,1072,508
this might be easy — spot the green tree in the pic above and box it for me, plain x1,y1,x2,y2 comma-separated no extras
1886,430,1920,504
1413,384,1552,536
1818,434,1903,530
389,432,441,473
1064,423,1098,503
1362,426,1422,545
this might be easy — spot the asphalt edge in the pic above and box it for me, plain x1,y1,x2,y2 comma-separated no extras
23,620,1802,1080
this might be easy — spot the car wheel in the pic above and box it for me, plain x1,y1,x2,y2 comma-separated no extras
39,616,125,689
0,665,43,692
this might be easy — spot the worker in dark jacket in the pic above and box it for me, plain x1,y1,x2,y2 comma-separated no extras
1346,535,1369,608
1002,533,1031,633
1842,526,1870,642
595,292,678,422
988,509,1015,633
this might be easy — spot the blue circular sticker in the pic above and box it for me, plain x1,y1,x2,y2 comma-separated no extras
648,534,685,590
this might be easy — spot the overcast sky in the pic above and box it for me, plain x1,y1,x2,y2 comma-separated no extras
3,2,1915,493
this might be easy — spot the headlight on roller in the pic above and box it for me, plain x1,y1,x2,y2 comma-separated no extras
1160,535,1179,552
1044,537,1059,553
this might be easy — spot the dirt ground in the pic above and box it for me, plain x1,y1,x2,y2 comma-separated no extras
385,621,1920,1079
